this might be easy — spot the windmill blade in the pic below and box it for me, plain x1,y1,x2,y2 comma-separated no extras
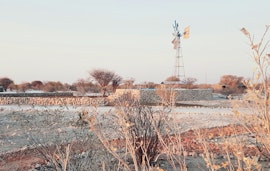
171,37,179,49
173,20,180,32
172,24,176,32
173,22,177,31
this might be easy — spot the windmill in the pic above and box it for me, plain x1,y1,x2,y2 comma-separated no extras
171,20,190,82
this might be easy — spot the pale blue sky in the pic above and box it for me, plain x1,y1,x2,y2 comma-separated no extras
1,0,269,84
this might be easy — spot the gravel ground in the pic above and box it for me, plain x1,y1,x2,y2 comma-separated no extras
2,99,263,170
0,105,113,155
0,100,240,155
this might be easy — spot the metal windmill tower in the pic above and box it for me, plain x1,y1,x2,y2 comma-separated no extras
171,20,190,82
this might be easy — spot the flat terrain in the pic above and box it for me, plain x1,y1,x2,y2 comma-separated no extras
0,99,269,170
0,100,236,155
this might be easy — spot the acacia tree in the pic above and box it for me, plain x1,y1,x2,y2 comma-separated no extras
112,75,122,93
31,80,44,90
42,81,65,92
219,75,245,96
7,83,18,92
89,69,121,96
0,77,14,91
165,76,180,82
17,82,31,92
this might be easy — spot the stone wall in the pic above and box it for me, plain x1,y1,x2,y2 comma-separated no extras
0,97,106,106
112,88,213,105
0,89,213,106
175,89,213,101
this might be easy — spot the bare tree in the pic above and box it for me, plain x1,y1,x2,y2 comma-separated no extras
89,69,117,96
181,77,197,89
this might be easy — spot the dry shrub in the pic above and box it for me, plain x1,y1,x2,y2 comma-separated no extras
205,25,270,170
89,92,170,171
155,84,176,106
239,25,270,159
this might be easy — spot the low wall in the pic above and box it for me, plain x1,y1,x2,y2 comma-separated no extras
0,97,106,106
0,89,213,106
176,89,213,101
112,88,213,104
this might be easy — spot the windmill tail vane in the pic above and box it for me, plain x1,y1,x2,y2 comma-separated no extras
183,26,190,39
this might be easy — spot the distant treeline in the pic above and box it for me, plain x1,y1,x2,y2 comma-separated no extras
0,92,73,97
